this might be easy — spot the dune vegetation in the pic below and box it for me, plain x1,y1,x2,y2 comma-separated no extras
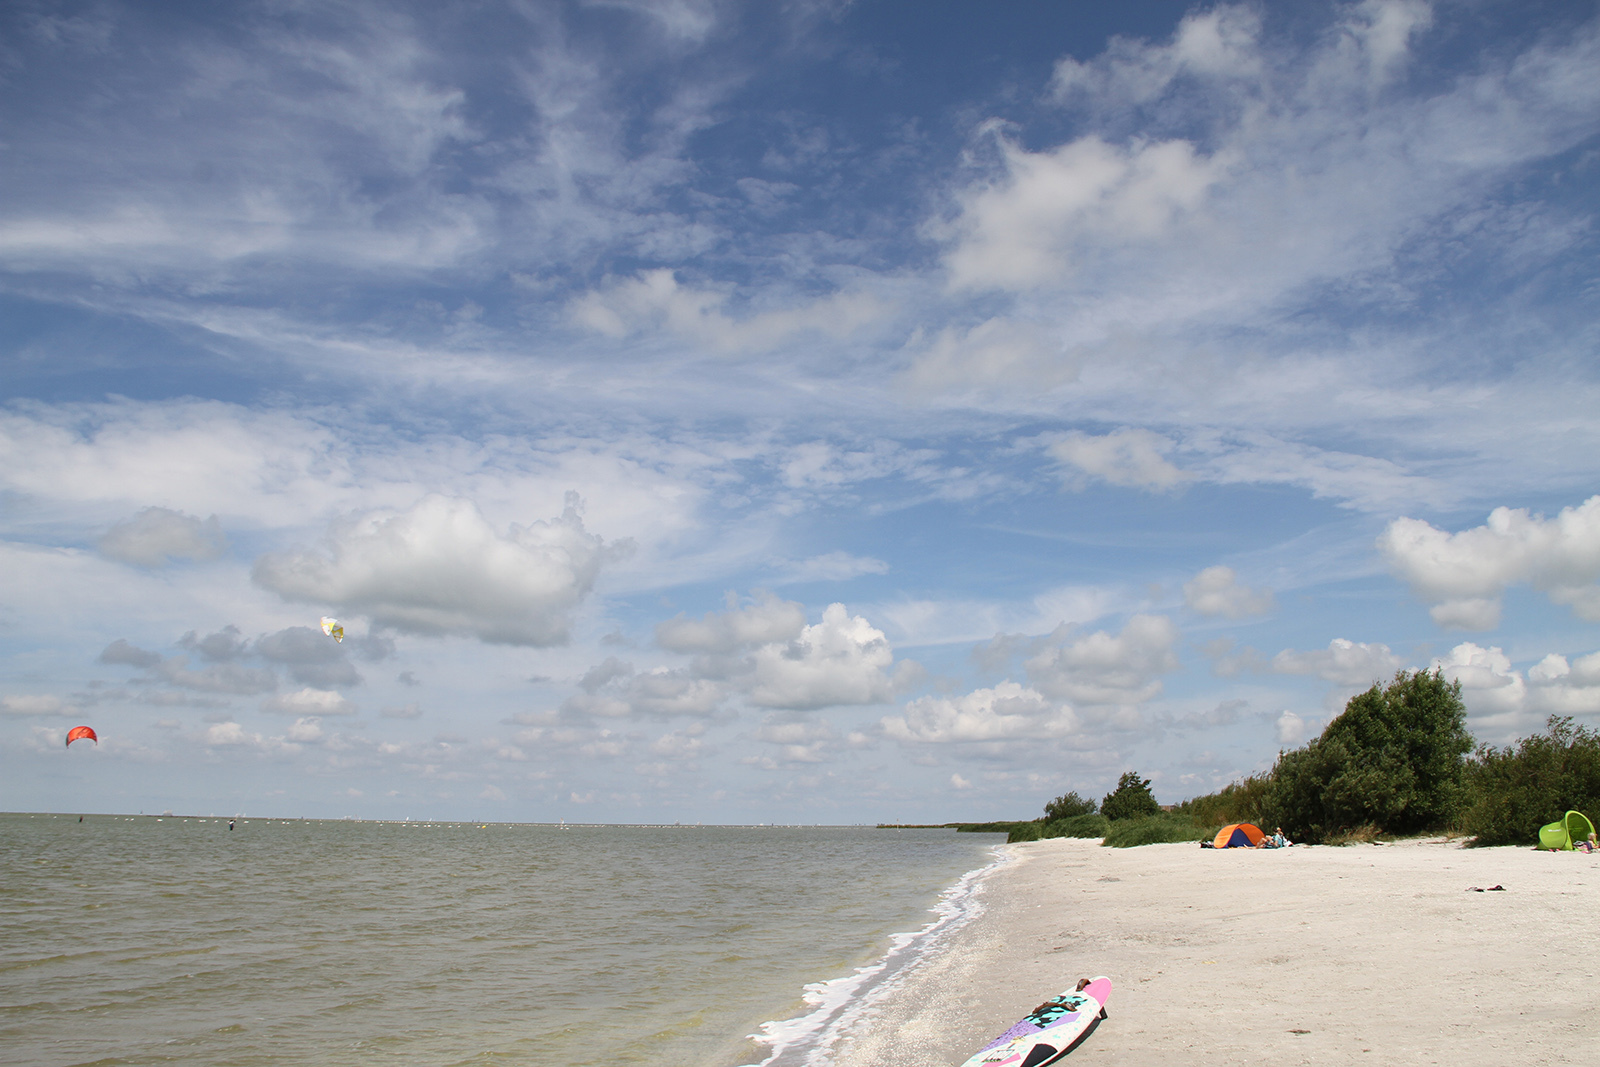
956,670,1600,847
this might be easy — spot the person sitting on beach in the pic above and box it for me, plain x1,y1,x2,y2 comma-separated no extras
1579,832,1598,854
1272,827,1291,847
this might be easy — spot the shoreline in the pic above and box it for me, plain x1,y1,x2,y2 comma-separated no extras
742,842,1013,1067
828,836,1597,1066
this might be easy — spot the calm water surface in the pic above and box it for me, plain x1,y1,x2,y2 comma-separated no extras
0,814,1003,1066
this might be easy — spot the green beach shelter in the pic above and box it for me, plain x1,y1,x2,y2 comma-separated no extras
1537,810,1596,850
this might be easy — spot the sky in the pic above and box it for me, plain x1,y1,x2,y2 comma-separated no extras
2,0,1598,823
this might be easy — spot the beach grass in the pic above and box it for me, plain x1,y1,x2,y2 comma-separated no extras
1101,815,1209,848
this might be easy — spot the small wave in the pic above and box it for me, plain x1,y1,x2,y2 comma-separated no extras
740,844,1013,1067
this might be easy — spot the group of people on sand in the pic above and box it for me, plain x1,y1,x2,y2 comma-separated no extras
1254,827,1291,848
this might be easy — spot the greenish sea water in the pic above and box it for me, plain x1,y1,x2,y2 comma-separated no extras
0,814,1003,1066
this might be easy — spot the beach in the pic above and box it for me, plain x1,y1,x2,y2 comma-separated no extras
830,836,1597,1066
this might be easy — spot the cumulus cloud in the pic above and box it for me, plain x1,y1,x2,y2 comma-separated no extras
1380,496,1600,630
1024,614,1181,707
944,129,1232,291
656,592,806,654
1051,429,1187,491
1429,642,1527,717
98,507,227,567
261,688,356,716
752,715,840,762
882,681,1074,743
562,658,725,719
255,626,362,688
1274,710,1309,747
1182,565,1274,618
745,603,898,710
253,494,627,646
1431,642,1600,724
99,638,162,668
1270,638,1402,688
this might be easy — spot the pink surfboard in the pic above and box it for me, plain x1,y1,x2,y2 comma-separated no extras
959,976,1111,1067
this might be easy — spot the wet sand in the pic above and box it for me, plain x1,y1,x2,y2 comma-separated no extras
832,836,1597,1066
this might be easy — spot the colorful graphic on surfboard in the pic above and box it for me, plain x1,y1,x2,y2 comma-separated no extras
960,976,1112,1067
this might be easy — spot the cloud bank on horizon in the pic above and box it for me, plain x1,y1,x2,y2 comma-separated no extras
2,0,1598,822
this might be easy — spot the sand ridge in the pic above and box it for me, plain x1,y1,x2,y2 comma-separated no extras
830,836,1597,1066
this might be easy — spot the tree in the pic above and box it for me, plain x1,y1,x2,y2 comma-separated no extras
1101,771,1160,821
1042,789,1098,821
1265,669,1471,841
1462,716,1600,846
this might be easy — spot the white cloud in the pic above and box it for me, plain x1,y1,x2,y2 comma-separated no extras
882,681,1074,743
1274,710,1309,747
285,717,325,742
774,551,890,584
1271,638,1402,687
1051,429,1186,491
1049,5,1264,103
752,716,839,762
901,318,1074,393
254,494,625,646
1023,614,1180,707
1429,642,1526,716
569,269,885,353
261,688,357,717
1526,651,1600,714
1182,565,1274,618
747,603,897,710
1,694,77,717
1380,496,1600,629
944,130,1232,291
656,592,807,654
99,507,227,566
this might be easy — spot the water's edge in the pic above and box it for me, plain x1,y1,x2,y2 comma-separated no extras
743,844,1014,1067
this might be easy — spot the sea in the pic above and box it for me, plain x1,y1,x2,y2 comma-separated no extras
0,813,1007,1067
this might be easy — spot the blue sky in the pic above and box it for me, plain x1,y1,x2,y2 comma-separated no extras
3,0,1598,822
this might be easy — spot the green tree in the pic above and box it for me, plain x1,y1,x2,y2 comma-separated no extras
1265,669,1471,842
1462,716,1600,846
1042,789,1098,821
1101,771,1160,821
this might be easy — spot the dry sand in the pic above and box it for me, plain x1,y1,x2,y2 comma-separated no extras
831,836,1597,1066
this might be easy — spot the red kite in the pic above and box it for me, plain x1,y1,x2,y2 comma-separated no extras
66,725,98,747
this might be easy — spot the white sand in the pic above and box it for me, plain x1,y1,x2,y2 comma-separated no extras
832,836,1598,1066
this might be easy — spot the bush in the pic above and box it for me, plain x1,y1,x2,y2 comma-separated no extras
1043,790,1098,821
1043,813,1110,839
1101,815,1208,848
1264,670,1471,843
955,821,1035,834
1461,716,1600,846
1101,771,1161,822
1175,775,1270,828
1006,821,1044,843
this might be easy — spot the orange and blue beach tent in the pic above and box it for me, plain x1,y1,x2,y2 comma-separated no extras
1213,823,1265,848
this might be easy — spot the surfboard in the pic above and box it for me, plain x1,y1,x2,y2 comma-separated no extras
959,976,1111,1067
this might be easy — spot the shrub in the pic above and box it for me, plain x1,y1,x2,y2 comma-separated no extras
955,821,1036,834
1043,790,1098,821
1264,670,1471,842
1102,815,1208,848
1101,771,1161,822
1007,821,1044,843
1043,813,1110,839
1461,716,1600,846
1175,775,1270,828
